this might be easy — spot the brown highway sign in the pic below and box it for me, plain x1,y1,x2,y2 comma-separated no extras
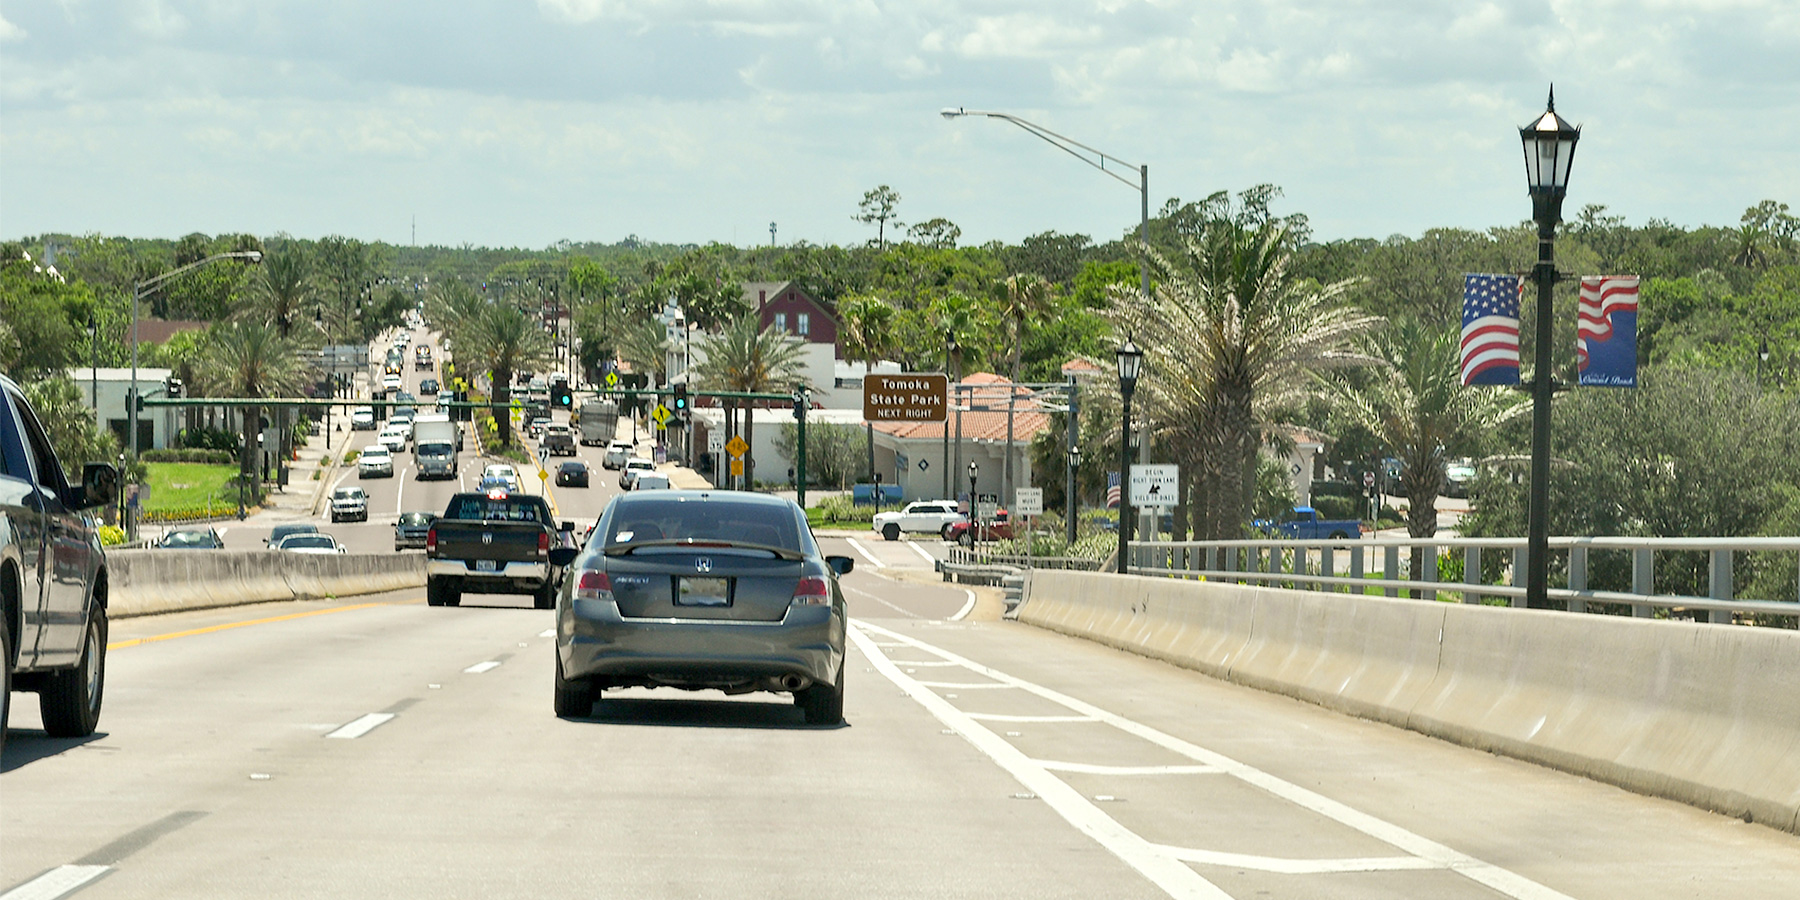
863,373,948,422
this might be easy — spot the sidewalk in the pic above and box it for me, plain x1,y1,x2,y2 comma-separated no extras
257,424,345,521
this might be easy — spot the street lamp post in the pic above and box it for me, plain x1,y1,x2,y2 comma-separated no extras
1115,339,1143,575
1066,373,1081,547
1758,339,1770,391
968,461,979,532
1519,88,1580,610
944,328,958,499
941,107,1151,321
131,251,263,463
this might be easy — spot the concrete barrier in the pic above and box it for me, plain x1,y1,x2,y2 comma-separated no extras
108,550,425,617
1020,571,1800,834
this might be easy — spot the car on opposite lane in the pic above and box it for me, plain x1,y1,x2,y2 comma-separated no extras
330,486,369,523
156,527,224,549
419,378,439,396
274,533,346,554
358,444,394,478
556,460,590,487
394,511,436,551
548,490,853,724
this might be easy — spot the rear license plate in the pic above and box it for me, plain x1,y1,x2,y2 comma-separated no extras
476,559,498,572
676,576,730,607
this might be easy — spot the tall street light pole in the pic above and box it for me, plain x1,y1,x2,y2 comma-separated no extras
1519,88,1580,610
1115,339,1143,575
941,107,1151,319
131,251,263,462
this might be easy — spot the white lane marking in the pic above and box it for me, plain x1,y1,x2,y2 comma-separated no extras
325,713,396,739
856,620,1578,900
849,625,1233,900
966,713,1097,723
538,629,555,638
949,588,977,621
912,681,1017,690
0,865,111,900
845,586,920,618
395,467,408,514
845,537,886,568
1036,761,1223,776
1153,846,1443,875
463,660,502,674
892,660,962,667
905,540,936,564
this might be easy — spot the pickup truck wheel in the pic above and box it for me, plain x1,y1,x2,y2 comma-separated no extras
553,653,594,718
798,663,845,726
40,610,106,738
1328,530,1350,540
532,582,556,610
882,523,900,542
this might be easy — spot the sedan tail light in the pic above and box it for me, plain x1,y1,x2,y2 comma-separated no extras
790,576,831,606
425,527,437,554
573,570,614,603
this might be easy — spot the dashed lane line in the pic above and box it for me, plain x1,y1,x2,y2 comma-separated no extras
845,537,886,568
325,712,396,739
0,866,110,900
904,540,936,565
463,660,502,674
1150,846,1444,876
1035,761,1223,777
966,713,1097,723
855,620,1577,900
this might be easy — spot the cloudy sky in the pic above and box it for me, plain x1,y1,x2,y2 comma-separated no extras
2,1,1796,249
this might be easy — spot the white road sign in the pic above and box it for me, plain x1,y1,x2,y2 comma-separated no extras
708,432,724,453
1013,487,1044,517
1129,464,1179,508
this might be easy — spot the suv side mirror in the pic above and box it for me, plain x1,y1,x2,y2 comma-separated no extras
80,463,118,509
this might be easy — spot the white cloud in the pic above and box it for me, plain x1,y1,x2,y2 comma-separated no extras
0,13,26,42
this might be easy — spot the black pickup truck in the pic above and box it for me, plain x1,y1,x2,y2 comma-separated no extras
426,492,572,609
2,372,118,749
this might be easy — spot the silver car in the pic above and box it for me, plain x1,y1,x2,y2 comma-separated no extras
549,491,853,725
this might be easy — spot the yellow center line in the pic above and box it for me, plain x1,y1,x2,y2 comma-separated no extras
108,599,422,650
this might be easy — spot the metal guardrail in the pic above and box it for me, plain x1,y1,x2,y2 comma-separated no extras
1099,536,1800,626
946,547,1104,571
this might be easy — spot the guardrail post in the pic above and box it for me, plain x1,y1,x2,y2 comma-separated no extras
1567,546,1588,615
1463,546,1483,604
1321,542,1335,592
1349,543,1364,593
1510,548,1527,608
1631,547,1653,618
1708,548,1733,625
1422,544,1438,602
1383,545,1399,598
1187,544,1202,580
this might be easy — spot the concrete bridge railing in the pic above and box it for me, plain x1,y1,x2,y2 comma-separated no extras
107,550,425,617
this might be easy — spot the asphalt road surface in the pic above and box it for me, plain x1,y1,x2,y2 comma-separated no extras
6,329,1799,898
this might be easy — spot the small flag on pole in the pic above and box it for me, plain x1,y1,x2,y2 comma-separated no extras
1577,276,1640,387
1462,274,1522,386
1105,471,1121,509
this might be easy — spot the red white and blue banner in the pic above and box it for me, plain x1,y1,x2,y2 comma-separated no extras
1577,275,1640,388
1105,471,1121,509
1461,274,1522,386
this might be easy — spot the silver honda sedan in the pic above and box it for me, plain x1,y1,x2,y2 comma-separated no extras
549,491,852,725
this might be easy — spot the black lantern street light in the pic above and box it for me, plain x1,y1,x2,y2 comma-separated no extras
1520,87,1581,610
1066,445,1083,546
945,328,959,498
1759,339,1770,391
1115,338,1144,575
968,460,979,511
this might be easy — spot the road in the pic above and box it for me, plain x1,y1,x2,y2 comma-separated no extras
6,329,1799,898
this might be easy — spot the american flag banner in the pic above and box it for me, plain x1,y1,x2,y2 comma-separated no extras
1461,274,1523,386
1577,275,1640,388
1105,471,1121,509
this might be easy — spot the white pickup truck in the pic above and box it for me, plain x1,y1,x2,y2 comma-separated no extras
871,500,966,542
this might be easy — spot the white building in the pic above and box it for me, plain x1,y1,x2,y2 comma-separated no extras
67,367,177,451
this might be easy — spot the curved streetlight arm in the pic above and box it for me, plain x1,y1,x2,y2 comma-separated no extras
941,108,1141,193
135,250,264,299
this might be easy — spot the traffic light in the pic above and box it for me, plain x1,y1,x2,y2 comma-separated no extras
165,377,183,398
672,383,688,413
792,389,806,420
552,377,571,409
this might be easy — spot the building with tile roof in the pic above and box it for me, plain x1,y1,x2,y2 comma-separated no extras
869,373,1054,503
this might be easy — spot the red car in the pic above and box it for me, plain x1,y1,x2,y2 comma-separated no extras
945,511,1018,546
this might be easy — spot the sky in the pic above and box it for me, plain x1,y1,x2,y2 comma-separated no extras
2,0,1796,250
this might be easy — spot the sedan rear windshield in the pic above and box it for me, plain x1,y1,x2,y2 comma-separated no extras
604,496,802,552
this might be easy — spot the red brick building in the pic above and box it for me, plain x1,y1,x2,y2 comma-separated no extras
744,281,838,351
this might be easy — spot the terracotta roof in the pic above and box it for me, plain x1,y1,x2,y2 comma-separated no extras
870,373,1052,442
1060,358,1104,377
137,320,211,345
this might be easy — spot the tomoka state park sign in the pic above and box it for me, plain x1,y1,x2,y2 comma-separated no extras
863,373,948,423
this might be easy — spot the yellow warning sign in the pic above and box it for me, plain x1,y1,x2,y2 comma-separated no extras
651,403,671,426
725,435,748,457
729,458,744,476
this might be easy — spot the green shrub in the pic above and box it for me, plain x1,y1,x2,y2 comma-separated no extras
142,448,235,465
1312,494,1361,522
99,525,127,546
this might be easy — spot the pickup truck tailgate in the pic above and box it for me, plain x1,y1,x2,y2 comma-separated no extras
433,521,545,570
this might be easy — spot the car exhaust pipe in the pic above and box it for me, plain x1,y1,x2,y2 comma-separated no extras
779,674,810,692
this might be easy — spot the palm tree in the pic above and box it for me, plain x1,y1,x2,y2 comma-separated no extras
1323,318,1528,539
1107,220,1380,539
615,315,670,386
691,314,809,487
838,294,899,481
201,322,304,508
461,303,553,446
999,273,1054,382
932,291,983,380
240,246,313,340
